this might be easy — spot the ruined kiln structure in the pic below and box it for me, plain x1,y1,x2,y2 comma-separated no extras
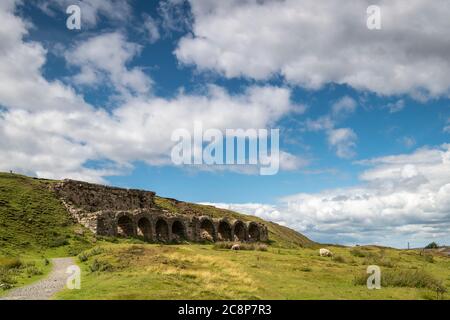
53,180,268,243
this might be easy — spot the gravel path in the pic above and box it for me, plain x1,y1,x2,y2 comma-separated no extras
1,257,75,300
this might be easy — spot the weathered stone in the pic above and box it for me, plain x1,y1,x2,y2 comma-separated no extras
52,179,269,243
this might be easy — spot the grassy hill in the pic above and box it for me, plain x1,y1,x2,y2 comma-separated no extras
0,173,94,257
1,172,449,300
0,172,313,253
55,243,450,300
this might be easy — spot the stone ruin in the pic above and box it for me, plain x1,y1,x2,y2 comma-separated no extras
53,180,269,243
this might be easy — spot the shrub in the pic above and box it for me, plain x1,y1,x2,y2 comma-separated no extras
25,265,43,277
333,255,347,263
0,257,22,269
48,237,69,248
78,247,105,262
213,242,268,251
350,248,368,257
422,254,435,263
299,266,312,272
89,259,113,273
353,268,447,293
364,255,395,268
425,242,439,249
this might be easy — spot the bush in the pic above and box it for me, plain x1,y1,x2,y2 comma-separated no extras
213,242,268,251
0,257,22,269
425,242,439,249
353,268,447,293
364,255,395,268
333,255,347,263
48,237,69,248
78,247,105,262
422,254,435,263
25,265,43,277
350,248,368,257
89,259,113,273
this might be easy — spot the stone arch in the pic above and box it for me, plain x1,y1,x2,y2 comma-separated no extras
117,215,134,237
233,220,247,241
171,220,186,242
137,216,152,241
199,217,216,242
217,220,232,241
248,222,260,242
155,218,169,242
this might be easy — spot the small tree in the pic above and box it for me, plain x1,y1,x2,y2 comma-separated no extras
425,242,439,249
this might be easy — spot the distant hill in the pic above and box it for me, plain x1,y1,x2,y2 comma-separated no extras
0,172,314,255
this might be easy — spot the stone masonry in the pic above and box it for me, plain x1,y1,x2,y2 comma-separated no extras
53,180,268,243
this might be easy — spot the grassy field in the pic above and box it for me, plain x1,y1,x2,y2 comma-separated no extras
0,173,95,293
1,172,449,300
55,243,450,300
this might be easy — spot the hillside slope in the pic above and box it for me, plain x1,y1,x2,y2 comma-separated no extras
0,172,314,254
0,173,94,256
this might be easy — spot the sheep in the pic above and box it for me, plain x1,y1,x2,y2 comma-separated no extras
200,230,214,242
231,243,240,250
319,248,334,257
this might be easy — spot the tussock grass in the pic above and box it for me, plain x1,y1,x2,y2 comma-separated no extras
214,242,268,251
353,268,447,293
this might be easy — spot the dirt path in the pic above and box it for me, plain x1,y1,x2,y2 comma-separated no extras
1,257,75,300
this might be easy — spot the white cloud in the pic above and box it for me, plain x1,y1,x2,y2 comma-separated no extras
331,96,357,117
386,99,405,113
176,0,450,98
142,14,160,43
305,96,358,158
0,2,304,182
209,145,450,247
327,128,357,159
443,118,450,133
65,32,152,97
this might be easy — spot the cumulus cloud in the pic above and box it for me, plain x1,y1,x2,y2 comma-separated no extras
0,2,305,182
327,128,358,159
65,32,152,97
176,0,450,98
305,96,358,158
385,99,405,113
209,145,450,247
142,14,160,43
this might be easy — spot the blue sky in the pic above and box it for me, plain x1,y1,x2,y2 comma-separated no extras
1,0,450,247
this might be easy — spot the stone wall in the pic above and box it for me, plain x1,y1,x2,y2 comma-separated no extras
54,179,155,211
53,179,268,243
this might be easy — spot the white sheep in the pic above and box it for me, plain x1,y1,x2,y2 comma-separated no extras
319,248,333,257
231,243,240,250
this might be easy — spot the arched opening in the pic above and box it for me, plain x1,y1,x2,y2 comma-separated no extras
137,217,152,241
199,219,215,242
117,215,134,237
217,221,232,241
248,223,260,242
171,220,186,243
155,218,169,242
233,221,246,241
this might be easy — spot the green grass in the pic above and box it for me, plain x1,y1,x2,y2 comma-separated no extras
154,197,314,248
0,172,95,294
0,172,311,297
0,172,94,256
55,244,450,300
2,172,449,300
